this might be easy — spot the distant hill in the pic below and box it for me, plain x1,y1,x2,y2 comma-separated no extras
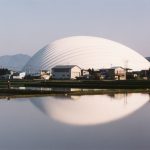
0,54,31,71
146,57,150,62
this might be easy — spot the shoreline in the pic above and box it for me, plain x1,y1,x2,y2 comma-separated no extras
0,88,149,99
0,80,150,99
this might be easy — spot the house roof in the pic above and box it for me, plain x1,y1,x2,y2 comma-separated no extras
111,66,132,70
100,66,127,70
52,65,81,69
110,66,125,69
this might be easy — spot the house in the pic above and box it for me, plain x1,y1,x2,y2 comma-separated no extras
81,69,89,76
111,67,127,80
0,69,14,80
13,72,26,79
99,67,127,80
76,69,90,79
140,69,150,80
25,70,51,80
40,70,51,80
52,65,81,79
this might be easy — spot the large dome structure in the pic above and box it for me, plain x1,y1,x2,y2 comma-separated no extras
24,36,150,74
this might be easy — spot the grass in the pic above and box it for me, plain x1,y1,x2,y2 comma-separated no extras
24,80,150,89
0,79,150,99
1,79,150,89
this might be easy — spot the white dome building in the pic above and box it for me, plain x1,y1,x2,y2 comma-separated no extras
24,36,150,74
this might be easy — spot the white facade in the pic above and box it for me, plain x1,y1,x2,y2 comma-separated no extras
52,65,81,79
13,72,26,79
113,67,126,80
99,67,126,80
40,70,51,80
23,36,150,74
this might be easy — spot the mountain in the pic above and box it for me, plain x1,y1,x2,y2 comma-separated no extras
0,54,31,71
146,57,150,62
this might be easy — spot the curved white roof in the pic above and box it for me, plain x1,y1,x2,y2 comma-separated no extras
24,36,150,73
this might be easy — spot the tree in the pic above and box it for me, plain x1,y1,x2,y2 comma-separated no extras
0,68,11,76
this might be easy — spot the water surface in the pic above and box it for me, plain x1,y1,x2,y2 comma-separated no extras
0,93,150,150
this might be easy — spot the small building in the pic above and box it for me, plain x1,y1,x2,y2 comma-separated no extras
52,65,81,80
0,74,11,80
25,70,51,80
100,66,126,80
140,69,150,80
76,69,90,79
81,69,89,76
40,70,51,80
13,72,26,79
110,66,127,80
0,69,14,80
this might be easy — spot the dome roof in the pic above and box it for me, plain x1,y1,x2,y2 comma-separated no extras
24,36,150,73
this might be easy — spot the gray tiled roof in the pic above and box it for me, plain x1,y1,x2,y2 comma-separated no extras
52,65,78,69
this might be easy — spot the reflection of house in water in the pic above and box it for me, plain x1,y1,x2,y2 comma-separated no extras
53,95,81,100
107,93,135,105
51,87,82,92
108,93,128,100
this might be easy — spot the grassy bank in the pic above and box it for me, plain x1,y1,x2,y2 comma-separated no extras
24,80,150,89
1,79,150,89
0,80,150,99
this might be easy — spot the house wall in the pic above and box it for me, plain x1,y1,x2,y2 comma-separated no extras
53,71,70,79
40,70,51,80
52,68,71,79
99,68,126,80
108,69,115,80
52,66,81,79
13,72,26,79
115,68,126,80
71,66,81,79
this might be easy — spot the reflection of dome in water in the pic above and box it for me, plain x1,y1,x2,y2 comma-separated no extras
24,36,150,74
31,94,149,126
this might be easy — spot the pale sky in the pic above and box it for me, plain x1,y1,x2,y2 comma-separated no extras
0,0,150,57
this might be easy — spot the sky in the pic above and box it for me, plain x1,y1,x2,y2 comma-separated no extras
0,0,150,57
